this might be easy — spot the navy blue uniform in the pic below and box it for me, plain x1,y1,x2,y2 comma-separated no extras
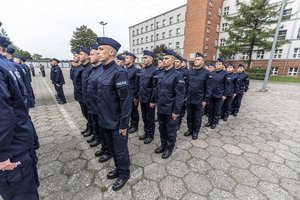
176,67,188,129
135,64,156,139
0,56,39,200
232,72,249,115
208,70,229,125
19,63,35,108
126,65,140,129
156,67,185,151
50,65,66,103
70,65,76,80
97,61,132,179
221,72,237,119
186,67,211,136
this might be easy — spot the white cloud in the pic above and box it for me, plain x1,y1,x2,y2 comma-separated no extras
1,0,186,59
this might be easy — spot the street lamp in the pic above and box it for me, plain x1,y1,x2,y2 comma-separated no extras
99,21,107,37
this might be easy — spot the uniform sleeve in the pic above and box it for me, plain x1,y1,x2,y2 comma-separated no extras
233,74,238,94
149,70,156,104
244,74,250,92
173,74,185,115
150,71,159,103
115,71,132,129
134,71,140,99
0,71,15,162
223,73,230,97
204,72,212,103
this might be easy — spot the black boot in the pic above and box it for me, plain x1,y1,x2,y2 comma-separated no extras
87,136,95,143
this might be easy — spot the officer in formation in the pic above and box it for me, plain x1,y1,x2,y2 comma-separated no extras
50,58,66,104
116,54,125,67
0,30,39,199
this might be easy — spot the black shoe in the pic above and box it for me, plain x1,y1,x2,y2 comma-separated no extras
205,123,211,127
81,127,89,134
87,136,95,143
90,140,100,147
112,177,129,191
58,101,66,104
83,131,93,137
139,134,147,140
99,154,112,163
128,127,138,134
223,117,228,121
144,137,153,144
233,113,237,117
192,133,198,140
184,131,192,137
155,146,165,154
95,149,105,157
162,149,173,159
210,124,216,129
107,169,119,179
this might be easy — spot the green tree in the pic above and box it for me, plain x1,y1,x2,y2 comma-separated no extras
218,0,286,67
70,25,97,52
15,49,33,60
32,53,43,60
152,44,167,66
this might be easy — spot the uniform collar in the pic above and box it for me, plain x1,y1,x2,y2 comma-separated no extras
83,62,91,67
103,60,115,69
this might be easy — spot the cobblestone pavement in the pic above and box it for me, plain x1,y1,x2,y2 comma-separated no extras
12,69,300,199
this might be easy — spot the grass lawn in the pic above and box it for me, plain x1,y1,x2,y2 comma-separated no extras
268,76,300,83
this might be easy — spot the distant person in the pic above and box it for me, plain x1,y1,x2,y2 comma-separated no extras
29,64,35,77
39,64,46,77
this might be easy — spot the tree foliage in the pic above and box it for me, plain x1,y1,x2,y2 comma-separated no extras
70,25,97,52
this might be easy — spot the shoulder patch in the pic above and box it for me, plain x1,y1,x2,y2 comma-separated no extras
116,81,128,86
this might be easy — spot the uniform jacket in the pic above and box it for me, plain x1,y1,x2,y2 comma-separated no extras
236,72,250,94
50,65,65,85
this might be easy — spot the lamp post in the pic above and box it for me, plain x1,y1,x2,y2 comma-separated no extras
99,21,107,37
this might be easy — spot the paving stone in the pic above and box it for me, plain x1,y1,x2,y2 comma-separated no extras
189,147,210,160
132,179,160,200
225,154,250,169
207,146,227,157
62,159,87,176
208,170,236,191
268,162,299,179
238,143,259,153
39,174,68,196
234,185,266,200
38,161,63,179
222,144,243,155
94,168,115,188
58,150,81,162
44,190,73,200
229,167,259,187
259,151,284,163
286,160,300,173
207,156,231,171
103,184,132,200
182,193,207,200
249,165,279,183
190,139,209,148
38,150,61,165
166,160,189,178
131,152,152,167
171,149,191,162
144,163,167,181
281,178,300,198
280,139,300,148
209,188,236,200
72,186,103,200
128,165,144,185
160,176,187,199
243,152,268,166
184,173,212,195
187,158,211,174
275,150,300,162
66,171,93,194
258,181,293,200
205,137,224,147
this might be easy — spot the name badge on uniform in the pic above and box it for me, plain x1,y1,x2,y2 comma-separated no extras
178,80,185,84
116,81,128,86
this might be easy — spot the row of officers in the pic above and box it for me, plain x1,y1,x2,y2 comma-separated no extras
0,21,40,200
48,36,250,191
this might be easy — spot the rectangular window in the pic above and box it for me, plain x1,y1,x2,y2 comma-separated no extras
141,28,143,33
215,39,218,46
224,6,229,16
151,46,153,50
169,17,173,25
229,54,235,60
168,43,172,49
256,50,264,59
206,36,209,42
283,8,292,16
141,48,143,51
141,38,143,44
288,68,298,76
278,30,287,40
205,45,208,50
216,24,220,32
137,48,139,53
176,28,180,36
177,14,181,22
274,49,283,59
297,28,300,39
208,10,212,16
176,42,180,49
293,48,300,58
146,47,148,50
271,67,279,75
133,49,135,54
169,30,172,37
207,20,211,25
207,28,210,33
133,40,135,45
145,26,148,32
156,33,159,40
137,39,139,45
136,29,139,35
163,19,166,27
242,52,249,60
220,39,225,46
222,23,228,32
146,36,148,43
151,35,154,42
162,32,166,39
132,30,135,36
151,24,154,30
218,8,222,16
156,22,159,29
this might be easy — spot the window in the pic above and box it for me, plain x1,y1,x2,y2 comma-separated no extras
163,19,166,27
137,48,139,53
141,38,143,44
145,26,148,32
176,28,180,36
151,24,154,30
146,36,148,43
220,39,225,46
204,53,208,57
141,28,143,33
278,30,287,40
205,45,208,50
222,23,228,32
229,54,235,60
224,6,229,16
271,67,279,75
257,50,264,59
133,40,135,45
208,20,211,25
162,32,166,39
208,10,212,16
151,46,153,50
207,28,210,33
297,28,300,39
136,29,139,35
288,68,298,76
215,39,218,46
146,47,148,50
141,48,143,51
132,30,135,36
283,8,292,16
177,14,181,22
168,43,172,49
151,35,154,41
137,39,139,45
216,24,220,32
169,17,173,25
274,49,283,58
156,33,159,40
218,8,222,16
242,52,249,60
156,22,159,29
169,30,172,37
206,36,209,42
176,42,180,49
133,49,135,54
293,48,300,58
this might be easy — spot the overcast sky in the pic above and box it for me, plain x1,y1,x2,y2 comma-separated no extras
1,0,186,59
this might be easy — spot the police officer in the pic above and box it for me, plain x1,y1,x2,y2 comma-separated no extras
116,54,125,68
221,63,237,121
154,49,185,159
70,49,80,81
135,50,157,144
96,37,131,191
124,52,140,134
79,47,94,137
232,64,249,116
205,58,229,129
184,53,211,140
50,58,66,104
0,35,39,200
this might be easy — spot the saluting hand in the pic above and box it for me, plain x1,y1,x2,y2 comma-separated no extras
119,129,127,136
0,159,17,171
149,103,155,108
202,101,207,108
172,113,178,121
222,96,226,101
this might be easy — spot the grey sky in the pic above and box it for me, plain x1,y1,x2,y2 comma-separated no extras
1,0,187,59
